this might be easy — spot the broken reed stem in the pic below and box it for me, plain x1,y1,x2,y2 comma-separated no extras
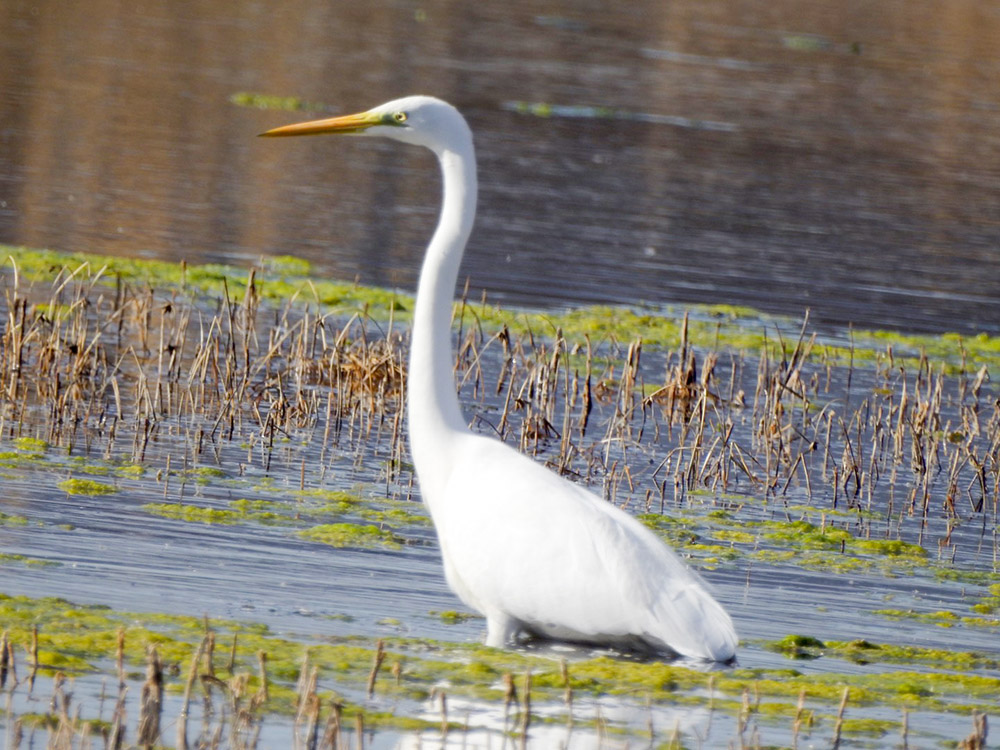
502,672,517,727
519,669,532,744
958,712,988,750
137,645,163,749
322,700,343,749
28,625,38,693
0,631,11,690
438,688,448,737
255,650,269,707
792,687,805,749
366,639,386,698
228,632,238,674
560,658,573,717
177,635,209,750
107,628,129,750
831,687,849,750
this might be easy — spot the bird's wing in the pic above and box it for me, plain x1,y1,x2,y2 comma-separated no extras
435,434,736,659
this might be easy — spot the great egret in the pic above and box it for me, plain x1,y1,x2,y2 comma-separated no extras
262,96,738,661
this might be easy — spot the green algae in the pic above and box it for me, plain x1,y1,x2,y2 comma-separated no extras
0,511,29,526
293,488,362,504
873,608,961,627
637,513,699,544
710,528,757,545
230,91,319,113
765,634,826,659
639,505,939,579
760,519,853,549
875,599,1000,630
68,460,112,476
431,610,481,625
140,487,427,548
2,590,998,744
288,489,428,528
851,539,927,557
265,254,314,276
643,503,993,600
0,552,58,567
5,243,996,371
854,328,1000,370
60,457,145,480
755,519,926,569
142,501,285,525
837,717,897,736
57,478,116,496
1,244,406,320
298,523,404,549
184,466,228,484
0,439,52,469
972,583,1000,614
782,33,832,52
763,634,1000,671
113,463,146,478
292,487,363,515
143,502,249,524
229,498,285,514
931,567,1000,586
13,436,48,455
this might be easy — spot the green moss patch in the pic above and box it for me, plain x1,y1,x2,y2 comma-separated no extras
230,91,320,113
5,243,996,368
13,437,48,455
0,552,58,567
0,511,30,526
57,478,116,496
431,610,481,625
0,591,997,746
763,634,1000,670
298,523,404,549
638,505,942,579
141,502,280,525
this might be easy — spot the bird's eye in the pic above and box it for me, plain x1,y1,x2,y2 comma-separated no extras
394,112,408,123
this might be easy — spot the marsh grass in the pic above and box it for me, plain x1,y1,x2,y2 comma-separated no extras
0,246,997,748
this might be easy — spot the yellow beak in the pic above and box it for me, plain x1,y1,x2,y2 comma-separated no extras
259,110,383,138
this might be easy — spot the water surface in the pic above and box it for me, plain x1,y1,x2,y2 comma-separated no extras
0,263,996,746
0,2,998,746
1,0,998,334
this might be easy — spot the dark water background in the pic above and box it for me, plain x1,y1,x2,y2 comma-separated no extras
1,0,998,335
0,6,999,744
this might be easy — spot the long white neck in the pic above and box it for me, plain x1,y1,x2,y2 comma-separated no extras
407,137,478,502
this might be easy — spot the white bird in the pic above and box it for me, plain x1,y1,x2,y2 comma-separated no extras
262,96,738,661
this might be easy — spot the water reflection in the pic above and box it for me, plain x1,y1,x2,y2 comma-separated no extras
0,0,998,334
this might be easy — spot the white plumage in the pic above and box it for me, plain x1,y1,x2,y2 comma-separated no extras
263,96,738,661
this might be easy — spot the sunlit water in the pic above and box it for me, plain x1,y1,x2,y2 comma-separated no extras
0,1,998,746
1,0,999,335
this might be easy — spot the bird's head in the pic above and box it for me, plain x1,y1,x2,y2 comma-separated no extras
259,95,471,155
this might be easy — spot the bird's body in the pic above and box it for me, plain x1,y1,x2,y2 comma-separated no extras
434,432,736,658
263,96,738,661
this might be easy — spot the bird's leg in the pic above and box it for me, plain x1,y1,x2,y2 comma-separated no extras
485,614,520,648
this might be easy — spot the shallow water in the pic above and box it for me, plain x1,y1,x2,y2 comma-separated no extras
1,0,999,335
0,260,997,746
